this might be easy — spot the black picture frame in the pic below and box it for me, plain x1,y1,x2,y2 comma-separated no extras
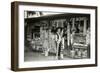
11,1,98,71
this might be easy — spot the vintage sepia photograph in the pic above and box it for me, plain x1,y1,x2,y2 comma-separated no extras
24,11,91,61
11,2,97,71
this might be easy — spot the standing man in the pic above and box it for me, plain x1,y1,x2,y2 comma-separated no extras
56,27,64,60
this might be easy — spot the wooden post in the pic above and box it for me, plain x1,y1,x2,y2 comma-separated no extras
72,18,75,30
67,23,70,46
83,18,87,35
